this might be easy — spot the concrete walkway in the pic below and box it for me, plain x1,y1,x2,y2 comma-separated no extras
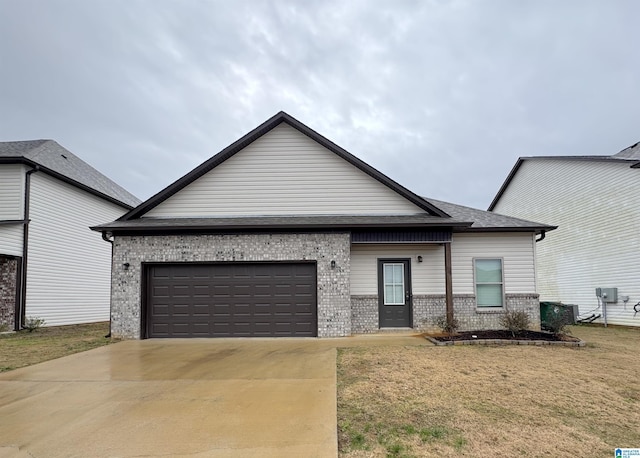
0,334,426,458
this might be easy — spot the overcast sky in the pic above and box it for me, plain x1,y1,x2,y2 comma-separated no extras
1,0,638,210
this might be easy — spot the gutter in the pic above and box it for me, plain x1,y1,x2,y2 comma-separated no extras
18,166,40,331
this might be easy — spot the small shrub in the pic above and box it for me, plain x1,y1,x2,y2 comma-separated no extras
544,307,572,336
23,316,45,332
434,315,459,337
499,310,531,337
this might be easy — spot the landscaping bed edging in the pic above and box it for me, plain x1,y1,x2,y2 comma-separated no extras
425,336,586,347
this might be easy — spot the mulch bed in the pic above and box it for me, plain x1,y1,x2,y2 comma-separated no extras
427,330,584,346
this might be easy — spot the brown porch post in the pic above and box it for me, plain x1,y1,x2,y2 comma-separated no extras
444,242,454,325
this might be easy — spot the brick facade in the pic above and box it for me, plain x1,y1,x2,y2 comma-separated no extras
111,233,351,339
0,256,18,330
111,234,540,339
352,293,540,334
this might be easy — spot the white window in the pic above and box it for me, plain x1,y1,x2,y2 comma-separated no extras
383,263,405,305
474,258,504,308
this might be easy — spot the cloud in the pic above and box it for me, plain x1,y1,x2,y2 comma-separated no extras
1,0,638,209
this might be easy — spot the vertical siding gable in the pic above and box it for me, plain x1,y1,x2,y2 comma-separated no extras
492,159,640,327
145,124,424,217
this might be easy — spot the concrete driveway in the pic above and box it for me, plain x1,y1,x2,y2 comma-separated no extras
0,338,339,458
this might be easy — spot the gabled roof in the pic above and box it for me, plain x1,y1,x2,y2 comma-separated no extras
488,150,640,211
119,111,449,220
0,139,141,209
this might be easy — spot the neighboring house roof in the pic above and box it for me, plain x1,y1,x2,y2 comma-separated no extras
92,111,553,234
612,141,640,160
0,139,141,208
488,146,640,211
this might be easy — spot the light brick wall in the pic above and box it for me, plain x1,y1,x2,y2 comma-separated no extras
353,293,540,333
111,233,351,339
0,256,18,329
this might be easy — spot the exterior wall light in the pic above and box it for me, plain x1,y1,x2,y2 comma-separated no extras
123,262,130,270
331,260,336,269
417,256,423,263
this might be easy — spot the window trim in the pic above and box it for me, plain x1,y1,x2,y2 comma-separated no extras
473,257,505,309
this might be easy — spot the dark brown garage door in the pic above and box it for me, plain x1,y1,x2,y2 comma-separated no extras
145,263,317,338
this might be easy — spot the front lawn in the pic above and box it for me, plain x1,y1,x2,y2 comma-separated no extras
0,322,113,372
338,325,640,457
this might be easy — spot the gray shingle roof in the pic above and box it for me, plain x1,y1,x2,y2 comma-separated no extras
425,198,556,231
0,140,140,208
91,214,474,232
91,202,554,233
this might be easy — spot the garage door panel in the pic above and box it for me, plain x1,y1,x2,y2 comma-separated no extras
147,263,317,338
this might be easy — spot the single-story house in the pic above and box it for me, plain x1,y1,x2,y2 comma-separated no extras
92,112,554,339
0,140,141,330
488,141,640,327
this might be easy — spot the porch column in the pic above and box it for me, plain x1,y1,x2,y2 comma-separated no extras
444,242,454,324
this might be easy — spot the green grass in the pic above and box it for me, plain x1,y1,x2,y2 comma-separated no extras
0,322,114,372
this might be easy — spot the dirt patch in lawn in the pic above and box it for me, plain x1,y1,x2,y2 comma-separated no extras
337,325,640,457
0,322,115,372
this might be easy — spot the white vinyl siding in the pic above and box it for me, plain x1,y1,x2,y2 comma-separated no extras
350,244,445,295
25,173,127,326
0,164,25,220
492,159,640,327
145,124,423,217
451,233,536,294
0,224,23,256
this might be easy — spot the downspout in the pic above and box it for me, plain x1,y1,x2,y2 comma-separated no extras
18,166,40,330
102,231,114,338
535,230,546,243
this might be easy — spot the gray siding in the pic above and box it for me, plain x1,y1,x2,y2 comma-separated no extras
493,159,640,327
145,124,423,217
25,173,127,326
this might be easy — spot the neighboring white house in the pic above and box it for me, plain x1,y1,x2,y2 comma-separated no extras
489,141,640,327
0,140,140,330
93,112,554,339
